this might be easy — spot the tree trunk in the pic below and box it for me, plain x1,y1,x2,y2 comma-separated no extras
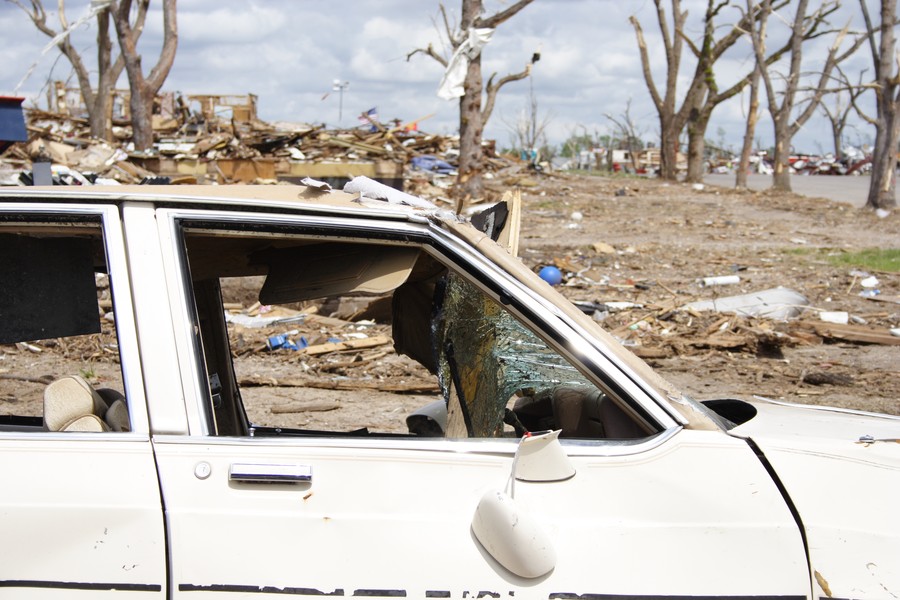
113,0,177,151
772,136,792,192
129,85,155,150
736,66,761,189
831,126,843,162
866,110,899,209
685,106,710,183
88,9,115,140
456,54,485,208
863,0,899,211
658,122,678,180
88,92,112,140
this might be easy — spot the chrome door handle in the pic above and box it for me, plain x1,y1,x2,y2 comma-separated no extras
229,463,312,483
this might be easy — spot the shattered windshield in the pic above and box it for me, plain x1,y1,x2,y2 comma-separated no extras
433,273,599,438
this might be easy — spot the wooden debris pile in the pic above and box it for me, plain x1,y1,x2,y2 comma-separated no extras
594,304,900,362
1,86,505,186
225,302,438,395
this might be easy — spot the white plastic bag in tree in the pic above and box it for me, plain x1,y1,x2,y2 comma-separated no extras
437,28,494,100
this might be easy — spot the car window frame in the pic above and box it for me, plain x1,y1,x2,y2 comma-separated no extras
156,207,681,453
0,201,150,437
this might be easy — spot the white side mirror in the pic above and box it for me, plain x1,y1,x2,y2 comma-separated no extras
470,430,573,578
514,429,575,482
471,489,556,578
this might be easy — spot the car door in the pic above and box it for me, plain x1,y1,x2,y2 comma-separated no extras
0,202,166,598
147,207,811,599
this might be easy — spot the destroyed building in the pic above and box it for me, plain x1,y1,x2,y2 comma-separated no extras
1,83,510,190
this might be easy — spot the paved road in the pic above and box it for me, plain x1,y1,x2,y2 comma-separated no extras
703,173,894,208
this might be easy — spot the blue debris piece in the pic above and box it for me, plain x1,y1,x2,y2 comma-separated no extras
411,155,456,175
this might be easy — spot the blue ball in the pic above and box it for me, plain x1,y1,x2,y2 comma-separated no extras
539,265,563,286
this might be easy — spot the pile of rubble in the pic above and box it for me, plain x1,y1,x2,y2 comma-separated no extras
0,86,510,189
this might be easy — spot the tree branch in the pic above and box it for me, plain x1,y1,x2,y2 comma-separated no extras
406,43,448,68
482,63,532,124
629,16,664,112
476,0,535,29
789,25,868,136
144,0,176,92
438,3,461,48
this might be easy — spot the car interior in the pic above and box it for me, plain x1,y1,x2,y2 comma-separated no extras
0,219,128,433
180,225,656,441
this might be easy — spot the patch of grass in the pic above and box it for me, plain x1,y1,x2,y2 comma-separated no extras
827,248,900,273
80,364,96,381
783,247,818,256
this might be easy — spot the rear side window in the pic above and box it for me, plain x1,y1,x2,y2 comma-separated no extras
0,218,129,433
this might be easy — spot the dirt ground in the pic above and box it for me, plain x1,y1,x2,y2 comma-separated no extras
506,171,899,416
233,171,900,430
2,172,898,433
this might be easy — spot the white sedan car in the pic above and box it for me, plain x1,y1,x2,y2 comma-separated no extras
0,182,897,599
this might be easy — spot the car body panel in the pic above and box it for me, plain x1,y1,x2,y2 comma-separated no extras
732,399,900,600
153,428,810,598
0,201,164,597
0,436,167,597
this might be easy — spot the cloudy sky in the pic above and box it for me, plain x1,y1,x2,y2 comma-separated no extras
0,0,879,154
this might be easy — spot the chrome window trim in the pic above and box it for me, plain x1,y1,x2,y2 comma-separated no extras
0,202,150,434
152,426,681,458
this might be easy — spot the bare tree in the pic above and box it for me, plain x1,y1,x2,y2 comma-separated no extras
409,1,536,210
629,0,686,180
736,63,762,189
504,82,551,158
821,68,868,161
111,0,177,151
748,0,865,192
606,100,645,173
8,0,148,140
858,0,899,210
631,0,793,183
680,0,806,183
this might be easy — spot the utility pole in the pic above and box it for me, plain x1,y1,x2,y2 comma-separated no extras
332,79,349,124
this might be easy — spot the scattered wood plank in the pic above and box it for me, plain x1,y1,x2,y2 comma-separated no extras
629,346,672,359
0,373,56,385
304,314,356,328
865,295,900,306
791,320,900,345
302,335,392,356
271,400,340,414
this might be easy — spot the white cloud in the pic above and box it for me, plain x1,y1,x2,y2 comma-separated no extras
0,0,879,151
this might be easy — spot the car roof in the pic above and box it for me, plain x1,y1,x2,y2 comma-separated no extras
0,184,425,222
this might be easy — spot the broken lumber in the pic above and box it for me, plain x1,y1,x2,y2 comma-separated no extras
791,321,900,345
271,400,340,414
302,335,392,356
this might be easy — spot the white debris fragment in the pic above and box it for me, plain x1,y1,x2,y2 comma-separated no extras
684,287,809,320
860,276,880,288
343,176,436,209
700,275,740,287
300,177,331,192
819,311,849,325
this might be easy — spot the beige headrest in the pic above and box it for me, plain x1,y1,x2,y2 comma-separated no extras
43,376,109,432
59,414,110,432
104,399,131,432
